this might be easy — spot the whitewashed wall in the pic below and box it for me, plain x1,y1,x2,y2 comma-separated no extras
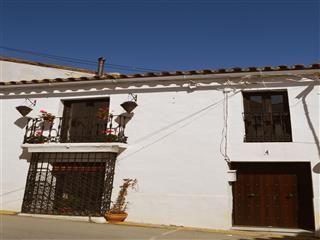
0,60,93,82
0,60,93,213
0,74,319,232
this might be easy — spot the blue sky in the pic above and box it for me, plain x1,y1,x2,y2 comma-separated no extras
0,0,319,73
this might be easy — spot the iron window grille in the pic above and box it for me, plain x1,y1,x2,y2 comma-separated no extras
242,91,292,142
21,152,116,216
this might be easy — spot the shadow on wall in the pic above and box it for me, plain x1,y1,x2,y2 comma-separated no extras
296,82,320,159
14,117,32,161
14,117,29,129
19,147,31,161
313,162,320,174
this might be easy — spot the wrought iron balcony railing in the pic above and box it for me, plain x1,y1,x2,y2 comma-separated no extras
243,112,292,142
23,114,129,144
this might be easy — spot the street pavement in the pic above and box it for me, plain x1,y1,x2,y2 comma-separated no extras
0,215,317,240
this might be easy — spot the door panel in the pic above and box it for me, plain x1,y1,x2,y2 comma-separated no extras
232,163,313,229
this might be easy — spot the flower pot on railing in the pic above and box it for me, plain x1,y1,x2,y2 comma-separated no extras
28,135,47,144
104,133,118,142
40,109,55,123
120,101,137,113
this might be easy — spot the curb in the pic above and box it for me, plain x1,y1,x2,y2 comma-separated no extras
106,221,286,239
106,221,319,239
3,213,318,239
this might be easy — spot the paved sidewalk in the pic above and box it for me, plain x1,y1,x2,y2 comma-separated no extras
0,215,318,240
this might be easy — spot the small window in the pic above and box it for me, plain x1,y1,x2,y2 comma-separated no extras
242,91,292,142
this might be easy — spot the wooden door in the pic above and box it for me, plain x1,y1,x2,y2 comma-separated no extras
232,163,315,230
233,172,298,228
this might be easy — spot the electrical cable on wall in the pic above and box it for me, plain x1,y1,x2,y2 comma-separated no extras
220,89,231,168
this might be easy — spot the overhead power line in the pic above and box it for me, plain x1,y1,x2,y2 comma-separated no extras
0,46,164,73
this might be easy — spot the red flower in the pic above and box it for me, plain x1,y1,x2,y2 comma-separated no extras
102,129,114,134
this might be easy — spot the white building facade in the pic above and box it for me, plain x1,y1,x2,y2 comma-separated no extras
1,58,319,235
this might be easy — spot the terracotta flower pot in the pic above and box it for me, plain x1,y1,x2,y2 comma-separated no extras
16,105,33,117
104,212,128,222
120,101,137,113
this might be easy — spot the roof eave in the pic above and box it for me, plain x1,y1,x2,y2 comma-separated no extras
0,68,319,90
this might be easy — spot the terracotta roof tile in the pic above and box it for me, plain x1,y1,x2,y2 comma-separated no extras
0,63,319,87
310,63,320,68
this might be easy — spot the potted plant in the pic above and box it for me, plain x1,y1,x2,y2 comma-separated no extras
16,105,33,117
104,178,137,222
120,94,138,113
29,131,47,143
102,129,118,142
40,109,55,123
120,101,137,113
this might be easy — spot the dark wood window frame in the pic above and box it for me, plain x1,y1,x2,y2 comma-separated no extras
242,90,292,142
60,98,110,143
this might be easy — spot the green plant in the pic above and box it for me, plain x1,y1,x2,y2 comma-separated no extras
109,179,137,214
102,129,118,142
29,131,47,143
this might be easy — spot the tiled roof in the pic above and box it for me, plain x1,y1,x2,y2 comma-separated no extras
0,63,319,86
0,56,96,74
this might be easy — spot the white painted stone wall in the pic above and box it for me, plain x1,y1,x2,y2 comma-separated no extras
0,60,93,82
0,69,319,233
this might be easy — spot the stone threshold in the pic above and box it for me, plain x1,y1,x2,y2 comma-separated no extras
231,226,315,236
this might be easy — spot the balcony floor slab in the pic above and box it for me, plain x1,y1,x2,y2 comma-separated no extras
21,142,127,154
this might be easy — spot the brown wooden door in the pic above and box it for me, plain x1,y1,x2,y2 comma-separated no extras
232,163,315,230
233,167,299,228
234,174,298,228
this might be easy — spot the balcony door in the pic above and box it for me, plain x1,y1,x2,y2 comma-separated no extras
61,98,109,143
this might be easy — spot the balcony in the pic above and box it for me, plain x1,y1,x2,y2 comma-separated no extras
243,112,292,142
21,114,131,153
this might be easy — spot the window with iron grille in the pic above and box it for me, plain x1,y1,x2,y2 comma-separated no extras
21,152,116,216
242,91,292,142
